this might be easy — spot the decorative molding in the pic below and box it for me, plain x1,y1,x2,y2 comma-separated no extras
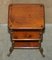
0,24,52,27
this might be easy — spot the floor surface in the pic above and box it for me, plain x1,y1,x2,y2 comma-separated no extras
0,24,52,60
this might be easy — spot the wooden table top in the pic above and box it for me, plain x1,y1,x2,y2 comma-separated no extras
8,4,45,30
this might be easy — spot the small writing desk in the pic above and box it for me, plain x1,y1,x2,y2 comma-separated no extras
8,4,45,57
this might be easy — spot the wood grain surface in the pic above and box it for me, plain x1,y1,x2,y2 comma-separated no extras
8,4,45,30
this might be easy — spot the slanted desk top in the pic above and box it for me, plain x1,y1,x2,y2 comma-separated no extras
8,4,45,30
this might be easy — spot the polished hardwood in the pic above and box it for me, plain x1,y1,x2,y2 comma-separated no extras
14,41,40,48
8,4,45,30
8,4,45,57
11,31,41,40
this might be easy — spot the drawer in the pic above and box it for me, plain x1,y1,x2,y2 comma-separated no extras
14,41,40,48
11,31,42,40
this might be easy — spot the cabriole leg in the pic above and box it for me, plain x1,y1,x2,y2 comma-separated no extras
39,46,45,57
7,41,14,56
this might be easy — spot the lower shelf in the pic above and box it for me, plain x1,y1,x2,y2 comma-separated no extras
14,41,40,48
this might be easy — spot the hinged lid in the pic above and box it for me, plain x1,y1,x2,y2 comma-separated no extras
8,4,45,30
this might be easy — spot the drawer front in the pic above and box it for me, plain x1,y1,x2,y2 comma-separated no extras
12,31,41,40
14,41,40,48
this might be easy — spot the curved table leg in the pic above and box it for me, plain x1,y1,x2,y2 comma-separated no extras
39,47,45,57
7,46,14,56
7,41,14,57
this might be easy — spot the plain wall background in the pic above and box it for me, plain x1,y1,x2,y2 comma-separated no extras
0,0,52,24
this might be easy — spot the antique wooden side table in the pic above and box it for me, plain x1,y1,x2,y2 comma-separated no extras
8,4,45,57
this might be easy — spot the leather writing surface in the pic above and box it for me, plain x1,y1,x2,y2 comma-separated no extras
8,4,45,29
